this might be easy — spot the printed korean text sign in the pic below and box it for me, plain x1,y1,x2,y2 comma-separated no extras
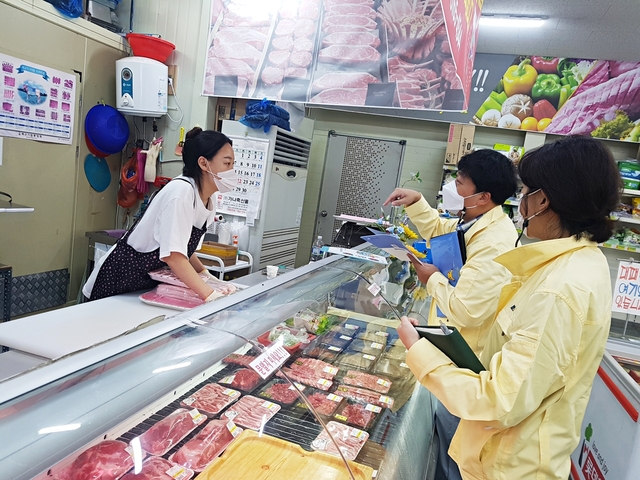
612,261,640,314
0,53,76,144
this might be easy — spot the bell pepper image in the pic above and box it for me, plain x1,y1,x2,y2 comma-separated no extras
532,99,557,121
557,84,573,110
531,56,560,74
503,59,538,97
531,74,562,107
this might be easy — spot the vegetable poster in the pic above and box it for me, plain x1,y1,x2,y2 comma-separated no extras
202,0,483,111
473,56,640,142
0,52,76,144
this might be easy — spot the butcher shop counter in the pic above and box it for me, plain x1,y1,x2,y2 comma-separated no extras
0,250,438,480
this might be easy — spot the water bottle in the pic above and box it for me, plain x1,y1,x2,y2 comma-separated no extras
310,235,324,262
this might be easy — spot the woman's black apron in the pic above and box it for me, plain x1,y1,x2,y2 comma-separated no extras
89,179,207,301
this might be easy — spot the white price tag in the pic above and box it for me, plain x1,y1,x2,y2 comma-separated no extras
399,362,408,368
367,282,381,296
339,335,352,341
363,354,376,361
370,342,384,349
166,465,189,480
219,375,235,385
379,395,393,406
189,408,204,423
318,378,332,387
312,438,329,450
375,331,389,337
327,393,343,402
345,324,358,330
365,404,382,413
182,397,195,406
223,388,240,397
376,379,391,388
323,366,338,375
328,345,342,352
227,421,241,437
350,427,365,439
249,338,291,379
224,410,239,420
262,401,279,411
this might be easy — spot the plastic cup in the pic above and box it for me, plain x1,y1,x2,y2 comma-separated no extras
266,265,278,279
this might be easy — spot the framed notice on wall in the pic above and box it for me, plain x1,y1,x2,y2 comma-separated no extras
216,136,270,221
0,52,76,144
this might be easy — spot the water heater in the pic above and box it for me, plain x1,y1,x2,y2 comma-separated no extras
115,57,167,117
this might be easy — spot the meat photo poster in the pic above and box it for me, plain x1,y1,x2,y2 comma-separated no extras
473,56,640,142
202,0,484,111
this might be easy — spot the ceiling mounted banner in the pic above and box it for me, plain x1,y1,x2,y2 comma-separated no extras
202,0,483,112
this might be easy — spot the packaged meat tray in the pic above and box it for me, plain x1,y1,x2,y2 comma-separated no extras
180,383,241,417
310,421,369,461
170,420,243,472
356,330,389,344
148,267,210,288
217,367,262,393
139,284,204,311
276,367,334,391
221,353,257,367
121,456,194,480
137,408,207,457
345,339,386,357
223,395,281,430
289,357,339,380
294,388,344,417
53,440,135,480
301,338,343,362
333,399,381,430
330,322,360,337
342,370,392,394
335,384,395,409
373,356,410,379
257,379,306,406
318,330,355,349
384,345,408,361
336,352,377,371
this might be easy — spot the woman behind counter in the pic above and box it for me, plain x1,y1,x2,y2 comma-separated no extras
398,136,621,479
83,127,237,302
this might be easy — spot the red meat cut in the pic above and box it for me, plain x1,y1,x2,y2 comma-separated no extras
336,384,395,408
309,88,368,106
277,367,333,391
295,18,316,38
138,408,206,456
222,353,256,367
312,72,379,91
441,58,462,89
275,19,296,36
261,380,305,404
181,383,241,417
213,43,262,67
323,15,377,31
323,24,372,34
289,357,338,380
171,420,241,472
319,45,381,65
269,50,290,68
218,368,261,391
223,395,281,430
342,370,392,394
304,392,343,416
311,421,369,461
336,402,377,429
53,440,133,480
271,36,294,51
261,66,285,85
121,456,194,480
214,28,266,51
322,32,380,48
290,51,312,68
293,37,314,52
325,4,376,18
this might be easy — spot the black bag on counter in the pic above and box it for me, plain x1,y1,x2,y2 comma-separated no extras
332,222,371,248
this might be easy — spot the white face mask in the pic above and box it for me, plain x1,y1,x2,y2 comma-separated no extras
441,180,483,214
208,167,238,194
515,189,544,245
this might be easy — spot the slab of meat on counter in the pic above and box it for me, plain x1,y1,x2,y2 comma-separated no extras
297,391,344,416
322,32,380,48
335,384,395,409
334,400,379,429
277,367,333,391
170,419,242,472
289,357,338,380
121,456,194,480
309,88,368,106
137,408,207,456
181,383,241,417
259,379,306,405
319,45,381,65
53,440,134,480
222,353,256,367
343,370,392,394
218,368,261,392
140,284,204,310
223,395,281,430
311,421,369,461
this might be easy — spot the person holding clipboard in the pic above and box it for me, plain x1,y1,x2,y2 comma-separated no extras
397,137,619,480
384,149,518,480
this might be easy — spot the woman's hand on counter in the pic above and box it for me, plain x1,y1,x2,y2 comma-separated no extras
398,316,420,350
383,188,421,207
162,252,215,300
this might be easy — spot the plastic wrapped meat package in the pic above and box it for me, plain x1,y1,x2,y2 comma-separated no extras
170,420,243,472
180,383,241,417
294,388,345,417
121,456,194,480
222,395,281,430
373,355,410,379
139,284,205,310
221,353,257,367
333,398,381,430
336,352,377,371
257,379,307,406
335,384,395,409
356,330,389,344
345,339,386,357
311,421,369,461
330,322,360,337
318,330,355,349
384,345,408,361
217,367,262,393
137,408,207,456
276,366,334,391
342,370,392,394
52,440,135,480
301,338,343,362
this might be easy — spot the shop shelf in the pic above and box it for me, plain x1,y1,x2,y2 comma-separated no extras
612,217,640,225
623,189,640,197
599,242,640,253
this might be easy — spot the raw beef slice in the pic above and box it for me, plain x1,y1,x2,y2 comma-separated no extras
295,18,316,38
312,72,379,91
219,368,261,391
214,28,266,51
322,32,380,48
319,45,380,65
138,408,206,456
293,37,314,52
343,370,392,394
325,4,376,18
214,43,262,67
311,421,369,461
223,395,281,430
121,456,194,480
310,88,368,106
324,24,373,34
290,51,312,68
323,15,377,31
261,67,285,86
181,383,241,416
171,419,241,472
269,50,290,69
271,36,294,51
53,440,133,480
275,19,296,36
298,2,320,20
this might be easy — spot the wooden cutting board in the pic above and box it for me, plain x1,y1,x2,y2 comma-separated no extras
196,430,374,480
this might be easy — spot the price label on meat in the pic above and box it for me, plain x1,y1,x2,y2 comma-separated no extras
365,404,382,413
345,324,358,330
370,342,384,350
323,366,338,375
227,421,241,437
379,395,393,406
375,331,389,337
327,393,343,402
377,379,391,387
165,465,190,480
400,362,409,368
328,345,342,352
249,338,291,379
223,388,240,397
318,378,332,388
350,427,366,439
363,354,376,361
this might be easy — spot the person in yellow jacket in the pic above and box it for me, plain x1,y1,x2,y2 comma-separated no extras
397,136,620,480
385,149,518,480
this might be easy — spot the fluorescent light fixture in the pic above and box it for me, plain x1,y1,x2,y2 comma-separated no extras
130,437,143,474
38,423,81,434
152,361,191,374
480,16,546,28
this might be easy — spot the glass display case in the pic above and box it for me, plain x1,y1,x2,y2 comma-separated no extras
0,252,437,480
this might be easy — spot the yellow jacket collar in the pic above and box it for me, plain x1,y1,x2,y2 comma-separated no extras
494,236,597,277
465,205,507,239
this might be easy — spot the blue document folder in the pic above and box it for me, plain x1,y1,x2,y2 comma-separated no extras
430,231,465,287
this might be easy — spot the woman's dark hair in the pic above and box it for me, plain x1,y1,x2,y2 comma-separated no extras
518,136,622,243
457,149,518,205
182,127,233,192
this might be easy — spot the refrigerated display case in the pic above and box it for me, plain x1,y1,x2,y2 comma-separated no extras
0,251,437,480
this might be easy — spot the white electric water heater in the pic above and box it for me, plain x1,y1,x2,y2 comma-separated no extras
115,56,167,117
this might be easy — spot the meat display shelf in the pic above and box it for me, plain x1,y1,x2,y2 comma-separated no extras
600,242,640,253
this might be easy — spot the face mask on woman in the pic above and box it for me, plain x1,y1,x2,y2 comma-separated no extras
208,167,238,194
515,189,545,246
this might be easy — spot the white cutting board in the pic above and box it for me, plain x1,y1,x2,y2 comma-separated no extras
0,292,176,359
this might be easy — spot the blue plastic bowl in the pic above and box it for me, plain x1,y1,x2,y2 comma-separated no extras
85,104,129,155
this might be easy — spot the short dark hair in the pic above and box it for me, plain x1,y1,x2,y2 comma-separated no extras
182,127,233,192
457,149,518,205
518,136,621,243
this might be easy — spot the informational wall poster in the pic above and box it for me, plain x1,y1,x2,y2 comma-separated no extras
216,136,270,220
612,260,640,314
0,52,76,144
473,56,640,142
203,0,483,111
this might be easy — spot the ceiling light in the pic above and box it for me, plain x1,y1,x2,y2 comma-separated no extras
480,16,546,28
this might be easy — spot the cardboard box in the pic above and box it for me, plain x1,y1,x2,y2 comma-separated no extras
445,123,463,165
459,125,475,157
